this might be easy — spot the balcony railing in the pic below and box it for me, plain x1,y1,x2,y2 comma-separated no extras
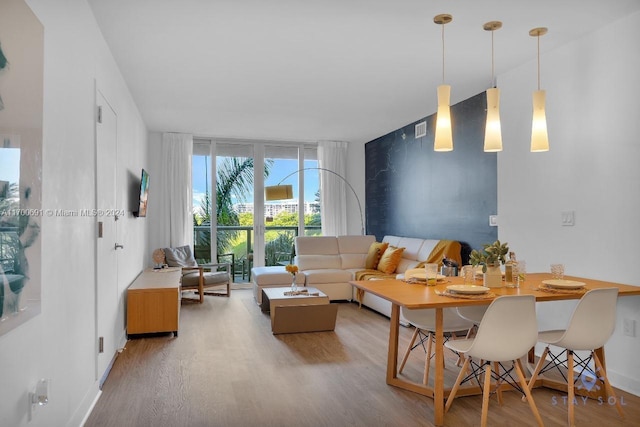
193,224,321,280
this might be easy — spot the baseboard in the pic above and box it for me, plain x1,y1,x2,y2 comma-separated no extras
607,369,640,397
71,383,101,427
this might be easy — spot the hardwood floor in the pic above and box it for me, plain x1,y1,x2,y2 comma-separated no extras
85,289,639,426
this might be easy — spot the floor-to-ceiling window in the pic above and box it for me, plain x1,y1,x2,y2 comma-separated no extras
192,140,319,281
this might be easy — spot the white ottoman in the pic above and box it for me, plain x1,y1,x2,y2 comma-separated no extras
252,266,306,304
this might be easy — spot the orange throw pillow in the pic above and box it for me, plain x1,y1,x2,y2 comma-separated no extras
365,242,389,269
377,246,405,274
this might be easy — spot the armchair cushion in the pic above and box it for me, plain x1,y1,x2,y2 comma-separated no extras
182,270,229,288
164,245,197,267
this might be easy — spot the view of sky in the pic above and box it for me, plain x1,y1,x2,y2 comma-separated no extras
192,156,320,213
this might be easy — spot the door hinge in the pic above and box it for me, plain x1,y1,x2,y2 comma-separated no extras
97,106,103,124
99,336,104,353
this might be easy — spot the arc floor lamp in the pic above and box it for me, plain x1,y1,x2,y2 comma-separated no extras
264,167,365,235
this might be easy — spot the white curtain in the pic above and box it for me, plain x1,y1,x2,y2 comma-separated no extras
156,133,194,248
318,141,348,236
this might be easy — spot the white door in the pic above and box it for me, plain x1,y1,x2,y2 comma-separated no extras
95,89,119,383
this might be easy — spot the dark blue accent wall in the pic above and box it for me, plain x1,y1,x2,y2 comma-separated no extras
364,92,498,258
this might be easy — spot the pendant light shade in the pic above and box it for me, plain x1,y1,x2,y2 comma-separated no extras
530,27,549,152
433,14,453,152
483,21,503,152
435,84,453,151
484,87,503,152
531,89,549,152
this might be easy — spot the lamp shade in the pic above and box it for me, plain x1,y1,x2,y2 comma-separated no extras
265,184,294,201
434,85,453,151
530,89,549,152
483,87,503,152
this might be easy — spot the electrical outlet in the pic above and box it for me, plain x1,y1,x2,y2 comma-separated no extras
623,318,636,337
561,211,575,226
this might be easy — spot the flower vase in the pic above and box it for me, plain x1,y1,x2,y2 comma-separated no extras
483,264,503,288
291,274,298,292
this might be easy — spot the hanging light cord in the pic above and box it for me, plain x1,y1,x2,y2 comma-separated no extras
536,35,541,90
441,23,445,84
491,30,495,88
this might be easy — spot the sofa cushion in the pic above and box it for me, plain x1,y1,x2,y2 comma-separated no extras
396,237,425,261
417,240,440,262
365,241,388,269
296,254,341,271
337,235,376,253
377,246,405,274
341,253,368,270
303,269,353,284
295,236,339,255
252,266,306,286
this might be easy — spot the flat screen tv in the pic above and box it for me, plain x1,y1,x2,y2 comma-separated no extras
135,168,149,217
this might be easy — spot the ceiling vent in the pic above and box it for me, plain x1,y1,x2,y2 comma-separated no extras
415,121,427,138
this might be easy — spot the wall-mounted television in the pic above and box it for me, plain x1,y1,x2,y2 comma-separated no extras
134,168,149,217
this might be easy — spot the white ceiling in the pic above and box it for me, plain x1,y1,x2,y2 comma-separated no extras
88,0,640,144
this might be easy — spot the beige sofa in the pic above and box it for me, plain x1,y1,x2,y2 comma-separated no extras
294,235,463,324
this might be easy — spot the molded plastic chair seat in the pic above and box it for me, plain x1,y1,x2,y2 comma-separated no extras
444,295,543,427
527,288,623,426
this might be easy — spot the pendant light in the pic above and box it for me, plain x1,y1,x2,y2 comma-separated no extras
433,14,453,152
483,21,503,152
530,27,549,152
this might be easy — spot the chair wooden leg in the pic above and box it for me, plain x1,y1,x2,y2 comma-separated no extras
515,359,544,427
568,350,575,427
445,357,470,413
527,346,549,393
399,327,420,374
481,363,492,427
593,351,625,419
424,332,433,385
494,362,503,406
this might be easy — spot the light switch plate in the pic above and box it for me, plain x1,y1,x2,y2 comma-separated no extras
561,211,575,226
489,215,498,226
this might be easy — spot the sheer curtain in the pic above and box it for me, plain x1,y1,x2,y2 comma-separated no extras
156,133,194,248
318,141,348,236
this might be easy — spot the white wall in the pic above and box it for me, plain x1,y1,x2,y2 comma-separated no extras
0,0,149,426
498,12,640,395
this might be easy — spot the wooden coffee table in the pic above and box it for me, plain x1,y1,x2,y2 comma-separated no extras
261,287,338,334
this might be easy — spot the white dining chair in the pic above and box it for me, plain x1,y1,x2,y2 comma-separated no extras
456,305,488,338
527,288,623,426
444,295,543,427
398,269,474,385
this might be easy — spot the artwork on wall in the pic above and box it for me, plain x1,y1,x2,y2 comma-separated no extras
0,0,44,336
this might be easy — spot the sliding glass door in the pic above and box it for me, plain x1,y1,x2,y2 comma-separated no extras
192,140,319,282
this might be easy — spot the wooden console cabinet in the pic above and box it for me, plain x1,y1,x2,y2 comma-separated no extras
127,268,181,337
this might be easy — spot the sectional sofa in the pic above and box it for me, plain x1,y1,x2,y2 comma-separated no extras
294,234,465,323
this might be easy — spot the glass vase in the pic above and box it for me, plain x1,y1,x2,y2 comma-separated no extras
291,275,298,292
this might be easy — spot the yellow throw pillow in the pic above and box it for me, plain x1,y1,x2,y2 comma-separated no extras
365,242,389,270
377,246,405,274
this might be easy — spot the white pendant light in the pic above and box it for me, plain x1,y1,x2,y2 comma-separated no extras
434,14,453,152
530,27,549,152
483,21,503,152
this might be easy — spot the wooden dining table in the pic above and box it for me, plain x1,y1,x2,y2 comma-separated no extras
350,273,640,427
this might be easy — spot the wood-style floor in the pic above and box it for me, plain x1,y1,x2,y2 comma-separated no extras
85,288,639,426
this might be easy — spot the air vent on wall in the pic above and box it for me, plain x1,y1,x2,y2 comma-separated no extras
415,121,427,138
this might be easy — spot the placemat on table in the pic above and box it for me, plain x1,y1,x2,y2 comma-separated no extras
537,285,586,295
440,290,496,299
